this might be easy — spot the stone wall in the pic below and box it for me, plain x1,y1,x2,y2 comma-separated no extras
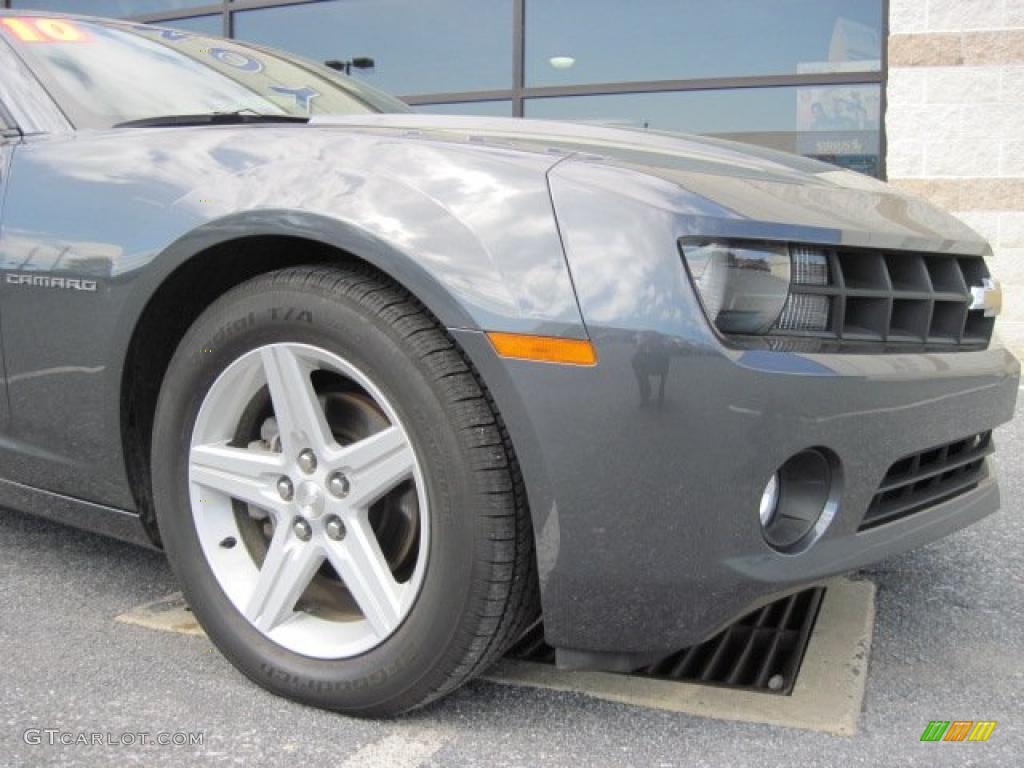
886,0,1024,351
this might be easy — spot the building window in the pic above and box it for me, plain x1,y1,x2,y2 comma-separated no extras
524,0,883,86
526,84,882,177
232,0,514,97
9,0,214,17
416,100,514,117
160,14,222,36
10,0,885,176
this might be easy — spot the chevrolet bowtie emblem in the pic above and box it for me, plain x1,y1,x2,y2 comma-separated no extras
969,277,1002,318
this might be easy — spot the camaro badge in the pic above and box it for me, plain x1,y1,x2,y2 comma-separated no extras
969,277,1002,317
4,273,98,292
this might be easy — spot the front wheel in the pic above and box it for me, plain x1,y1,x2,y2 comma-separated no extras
151,265,536,715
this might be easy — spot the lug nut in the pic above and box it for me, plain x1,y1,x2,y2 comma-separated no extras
324,515,346,541
277,476,294,501
292,517,312,542
328,472,350,498
297,449,317,474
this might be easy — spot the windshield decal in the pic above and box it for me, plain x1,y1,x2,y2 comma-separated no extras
160,29,192,42
1,17,91,43
207,48,264,73
270,85,321,113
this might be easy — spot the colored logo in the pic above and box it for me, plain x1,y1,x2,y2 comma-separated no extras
920,721,997,742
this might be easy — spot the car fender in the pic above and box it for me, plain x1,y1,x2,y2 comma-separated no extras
0,128,585,509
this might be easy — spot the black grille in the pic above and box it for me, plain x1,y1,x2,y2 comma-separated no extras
860,432,993,530
773,248,994,349
506,588,824,695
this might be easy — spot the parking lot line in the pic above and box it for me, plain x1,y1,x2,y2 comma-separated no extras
116,593,204,636
339,729,454,768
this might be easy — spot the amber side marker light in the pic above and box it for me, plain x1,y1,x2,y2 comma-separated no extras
486,332,597,366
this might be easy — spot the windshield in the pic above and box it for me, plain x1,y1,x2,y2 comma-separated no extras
0,15,410,128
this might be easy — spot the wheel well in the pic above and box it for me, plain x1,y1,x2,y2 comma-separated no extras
121,235,351,545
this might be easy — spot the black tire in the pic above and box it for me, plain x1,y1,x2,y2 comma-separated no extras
151,264,537,716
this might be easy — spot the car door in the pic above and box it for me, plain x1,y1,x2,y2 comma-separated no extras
0,30,173,512
0,111,14,430
0,35,111,499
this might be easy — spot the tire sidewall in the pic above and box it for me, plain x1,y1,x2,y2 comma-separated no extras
152,278,481,712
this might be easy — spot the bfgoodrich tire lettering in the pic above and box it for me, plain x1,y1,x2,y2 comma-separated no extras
151,264,537,715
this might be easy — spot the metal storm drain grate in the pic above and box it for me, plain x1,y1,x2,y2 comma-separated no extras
117,580,871,733
506,587,825,695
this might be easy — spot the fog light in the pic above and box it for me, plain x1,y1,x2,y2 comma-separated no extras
759,473,780,526
761,448,840,552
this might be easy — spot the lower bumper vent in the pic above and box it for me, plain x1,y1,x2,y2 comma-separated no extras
860,431,993,531
506,587,824,695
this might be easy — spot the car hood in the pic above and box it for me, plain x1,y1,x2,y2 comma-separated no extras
311,114,986,255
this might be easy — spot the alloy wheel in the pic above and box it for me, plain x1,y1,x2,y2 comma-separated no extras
187,342,428,659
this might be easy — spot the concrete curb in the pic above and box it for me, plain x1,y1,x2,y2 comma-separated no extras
115,576,876,735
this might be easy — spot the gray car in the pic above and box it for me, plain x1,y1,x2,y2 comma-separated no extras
0,13,1018,716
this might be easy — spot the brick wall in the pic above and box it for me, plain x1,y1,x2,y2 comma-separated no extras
886,0,1024,352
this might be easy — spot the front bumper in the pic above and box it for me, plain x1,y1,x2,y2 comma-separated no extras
456,328,1019,657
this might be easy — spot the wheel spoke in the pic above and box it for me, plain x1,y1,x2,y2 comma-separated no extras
191,341,430,657
245,524,323,632
260,346,335,457
336,426,416,509
190,442,287,516
324,515,403,637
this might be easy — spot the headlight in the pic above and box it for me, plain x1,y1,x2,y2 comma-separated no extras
681,240,790,334
681,240,831,336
